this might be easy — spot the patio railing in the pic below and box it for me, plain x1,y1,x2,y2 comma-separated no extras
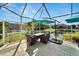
0,21,27,46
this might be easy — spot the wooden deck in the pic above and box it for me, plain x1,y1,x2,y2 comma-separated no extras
0,39,79,56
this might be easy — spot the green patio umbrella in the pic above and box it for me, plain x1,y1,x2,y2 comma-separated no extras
31,19,54,31
65,15,79,23
32,20,54,24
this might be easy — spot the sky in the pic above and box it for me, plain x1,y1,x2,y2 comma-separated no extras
0,3,79,25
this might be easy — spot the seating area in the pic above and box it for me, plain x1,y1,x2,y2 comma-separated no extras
26,31,50,46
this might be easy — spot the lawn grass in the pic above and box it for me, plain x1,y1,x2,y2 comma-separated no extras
0,39,4,46
0,39,2,43
6,31,27,43
0,31,28,45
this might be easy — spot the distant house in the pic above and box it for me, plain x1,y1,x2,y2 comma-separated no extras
9,23,27,32
9,23,21,32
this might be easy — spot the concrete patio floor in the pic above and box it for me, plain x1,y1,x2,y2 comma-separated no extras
0,40,29,56
27,41,79,56
0,39,79,56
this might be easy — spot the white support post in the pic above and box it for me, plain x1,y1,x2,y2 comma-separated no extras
2,21,5,44
20,17,23,32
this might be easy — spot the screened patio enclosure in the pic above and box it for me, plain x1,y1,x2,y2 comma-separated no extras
0,3,79,44
0,3,79,56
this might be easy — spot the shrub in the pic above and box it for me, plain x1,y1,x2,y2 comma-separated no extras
62,33,79,42
72,37,79,43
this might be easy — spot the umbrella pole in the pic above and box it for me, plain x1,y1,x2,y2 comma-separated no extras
32,23,33,31
55,21,57,40
71,23,73,42
39,24,40,32
49,24,51,30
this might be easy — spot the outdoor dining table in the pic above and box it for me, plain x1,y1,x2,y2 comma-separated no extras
33,33,45,36
26,31,50,46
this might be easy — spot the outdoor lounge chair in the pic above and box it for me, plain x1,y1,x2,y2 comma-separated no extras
49,39,63,45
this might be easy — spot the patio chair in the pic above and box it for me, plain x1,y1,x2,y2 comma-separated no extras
27,34,37,46
40,35,45,43
40,32,50,44
46,33,50,42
